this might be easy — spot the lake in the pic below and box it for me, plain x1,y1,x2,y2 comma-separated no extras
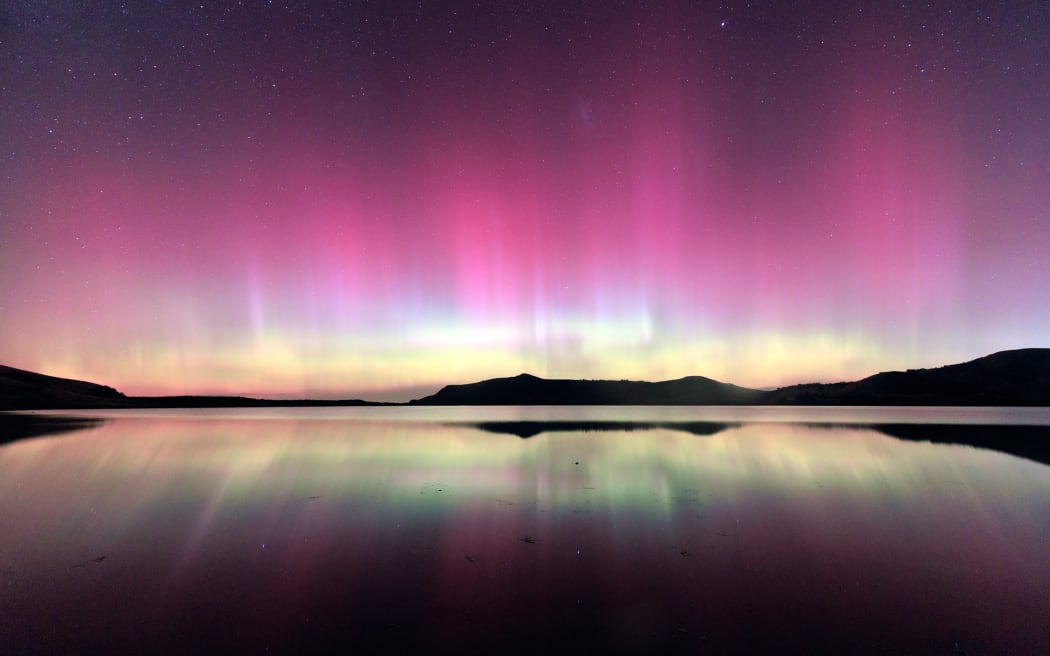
2,406,1049,654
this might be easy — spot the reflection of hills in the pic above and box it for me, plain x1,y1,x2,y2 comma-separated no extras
468,420,1050,469
872,423,1050,468
0,413,105,445
463,420,735,439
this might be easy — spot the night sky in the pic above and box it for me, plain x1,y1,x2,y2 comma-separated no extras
2,1,1048,400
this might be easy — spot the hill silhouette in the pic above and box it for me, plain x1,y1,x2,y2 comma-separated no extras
0,364,381,410
410,372,765,405
1,348,1048,409
763,348,1050,406
412,349,1050,405
0,365,128,410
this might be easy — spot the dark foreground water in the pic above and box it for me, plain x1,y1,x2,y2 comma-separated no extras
2,406,1049,655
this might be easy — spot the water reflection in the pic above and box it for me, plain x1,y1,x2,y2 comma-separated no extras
459,418,1050,467
872,423,1050,467
1,412,1048,654
462,420,734,438
0,411,106,444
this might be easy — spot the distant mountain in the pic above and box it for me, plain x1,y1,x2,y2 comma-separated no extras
763,348,1050,406
2,348,1048,409
412,349,1050,406
0,364,382,410
410,372,765,405
0,365,128,410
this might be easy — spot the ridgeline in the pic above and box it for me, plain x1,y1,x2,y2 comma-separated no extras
2,348,1048,410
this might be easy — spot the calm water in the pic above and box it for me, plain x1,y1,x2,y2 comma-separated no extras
2,407,1049,654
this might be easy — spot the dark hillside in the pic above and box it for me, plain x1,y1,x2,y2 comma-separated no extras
411,373,765,405
0,365,128,410
765,349,1050,405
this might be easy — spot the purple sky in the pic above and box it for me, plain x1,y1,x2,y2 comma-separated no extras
2,2,1048,399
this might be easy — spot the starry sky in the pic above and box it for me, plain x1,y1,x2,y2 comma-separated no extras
2,1,1048,400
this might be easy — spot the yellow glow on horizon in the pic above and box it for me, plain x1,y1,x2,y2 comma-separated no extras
31,322,976,401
